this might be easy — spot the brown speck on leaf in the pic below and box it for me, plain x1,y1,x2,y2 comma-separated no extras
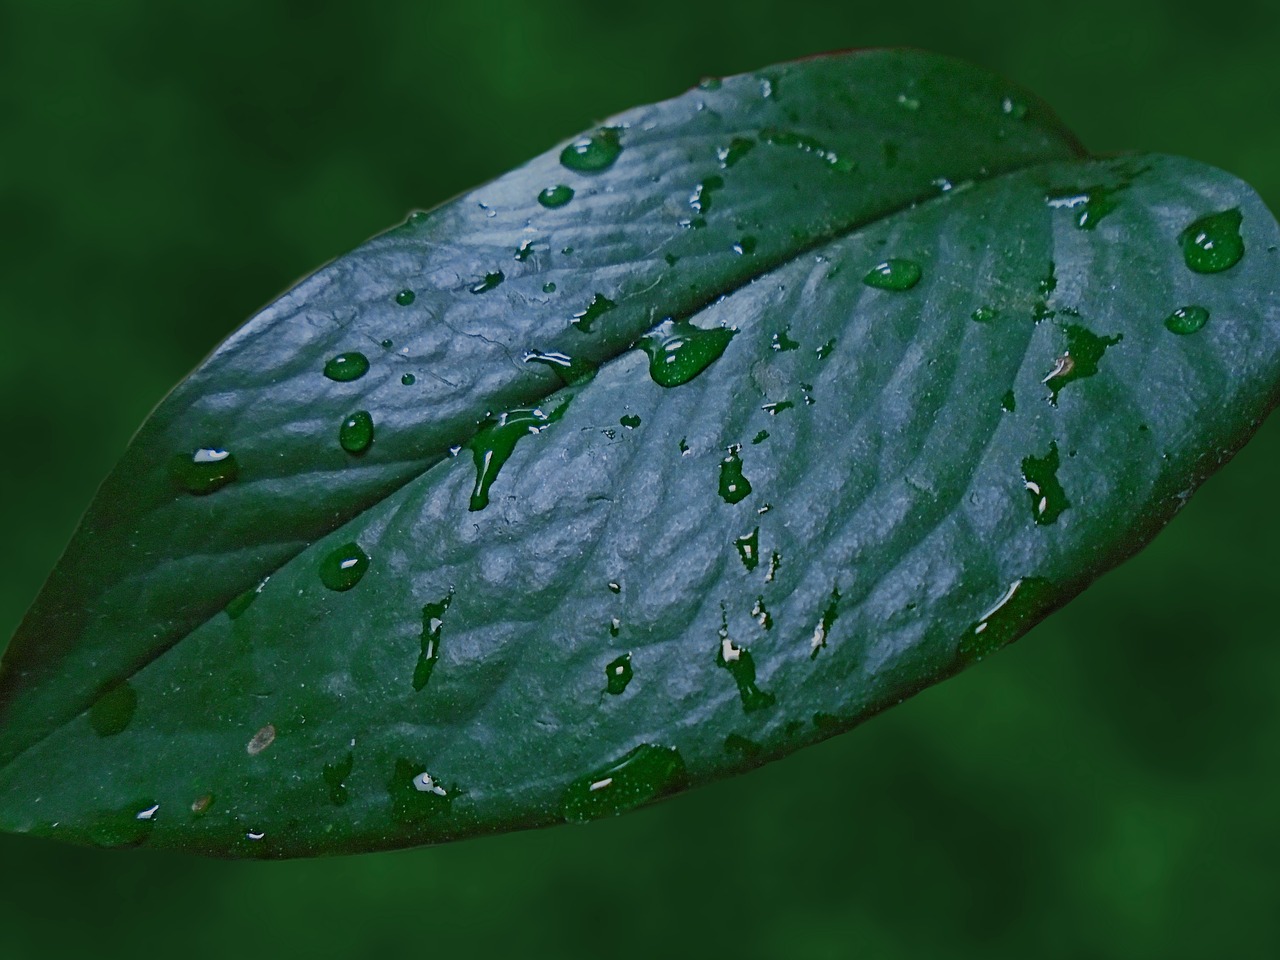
247,724,276,756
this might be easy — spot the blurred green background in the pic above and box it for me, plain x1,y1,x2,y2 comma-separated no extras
2,0,1278,956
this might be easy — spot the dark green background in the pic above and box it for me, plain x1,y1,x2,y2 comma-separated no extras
2,1,1277,956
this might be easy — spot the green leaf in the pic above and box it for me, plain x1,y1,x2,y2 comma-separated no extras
2,50,1278,858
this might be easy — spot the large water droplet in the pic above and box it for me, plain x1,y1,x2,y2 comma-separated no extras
1180,208,1244,273
560,744,686,823
605,654,633,695
170,448,239,496
638,319,735,387
467,400,570,511
413,590,453,692
523,350,596,385
537,184,575,208
339,411,375,455
1165,305,1209,335
90,683,137,737
957,577,1053,662
319,543,370,591
1022,442,1069,525
560,128,623,173
718,446,752,504
863,258,922,291
324,352,370,382
717,614,775,712
572,293,616,333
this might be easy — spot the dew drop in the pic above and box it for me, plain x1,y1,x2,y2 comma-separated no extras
1022,442,1069,525
957,577,1053,662
717,136,755,168
339,410,375,455
690,175,724,217
571,293,616,333
1042,324,1122,403
401,373,417,386
971,306,999,324
170,448,239,496
559,128,623,173
470,270,505,294
620,414,641,429
413,590,454,692
638,320,735,387
734,527,760,571
319,542,370,591
716,612,775,712
863,258,922,291
395,289,416,306
467,400,570,511
1046,183,1128,230
324,352,370,382
752,430,769,445
90,799,159,848
1165,305,1209,335
733,236,757,256
718,446,752,504
560,744,686,823
809,585,840,660
751,596,772,631
1179,208,1244,273
523,350,596,386
537,184,575,208
771,327,799,352
605,654,633,695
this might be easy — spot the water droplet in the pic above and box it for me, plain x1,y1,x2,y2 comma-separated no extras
571,293,616,333
896,92,921,110
467,400,570,511
388,759,453,824
607,581,622,594
413,590,453,692
620,414,641,429
1165,305,1209,335
559,127,623,173
762,400,793,416
765,551,781,583
971,306,999,324
395,289,416,306
1046,184,1128,230
863,258,922,291
319,542,370,591
816,338,835,360
735,527,760,571
523,350,596,385
717,136,755,168
809,585,840,660
401,373,417,386
227,575,270,620
90,799,159,848
678,437,690,455
90,683,137,737
543,282,557,293
638,319,735,387
690,175,724,219
1043,324,1122,403
717,611,775,712
537,184,575,208
751,430,769,445
1001,390,1016,413
1000,95,1028,119
324,352,370,382
718,446,752,504
339,410,375,455
733,236,757,256
470,270,505,294
609,617,621,637
605,654,633,695
957,577,1053,662
246,723,276,756
1180,208,1244,273
1022,442,1069,525
322,752,354,806
170,448,240,496
560,744,686,823
699,76,723,90
514,240,537,263
771,327,799,352
751,596,772,631
759,127,856,172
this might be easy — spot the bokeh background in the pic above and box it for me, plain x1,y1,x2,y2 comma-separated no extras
2,1,1279,956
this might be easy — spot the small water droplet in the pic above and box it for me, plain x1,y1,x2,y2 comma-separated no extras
1022,442,1069,525
717,136,755,168
514,240,536,262
90,799,159,848
246,723,276,756
609,617,621,637
733,236,757,255
896,92,921,110
735,527,760,571
560,744,686,823
638,319,735,387
523,350,596,385
1001,389,1016,413
751,430,769,445
339,411,375,455
958,577,1053,662
395,289,416,306
413,590,453,692
319,543,371,591
170,448,240,496
571,293,616,333
324,352,370,382
972,306,999,324
809,585,840,660
1000,95,1028,119
470,270,505,294
717,611,775,712
761,400,793,416
90,683,137,737
718,446,752,504
1043,324,1122,403
771,328,799,352
604,654,633,695
1165,305,1209,335
1046,184,1128,230
863,258,922,291
401,373,417,386
322,752,354,806
751,596,772,631
620,414,641,429
765,551,781,583
607,581,622,594
759,128,856,172
1180,208,1244,273
542,281,557,293
690,175,724,219
467,400,570,510
816,338,835,359
699,76,722,91
537,184,575,208
388,759,453,824
560,128,623,173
